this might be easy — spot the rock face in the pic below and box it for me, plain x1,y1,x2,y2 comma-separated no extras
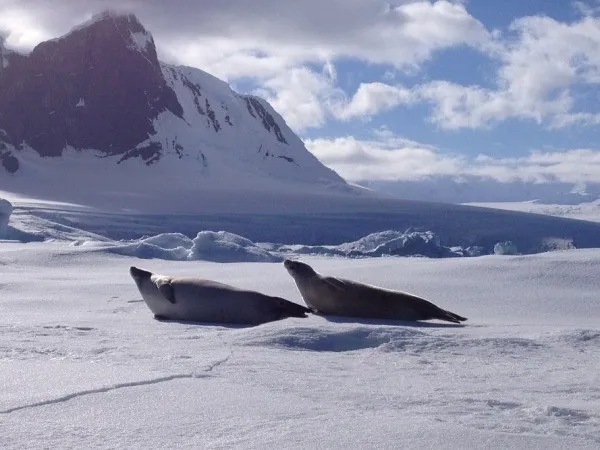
0,11,344,186
0,13,182,159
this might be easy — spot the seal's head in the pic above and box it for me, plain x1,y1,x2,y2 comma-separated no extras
129,266,175,316
283,259,317,279
129,266,157,295
130,266,152,283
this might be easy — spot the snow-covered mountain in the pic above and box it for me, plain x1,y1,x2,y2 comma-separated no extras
6,12,600,255
0,12,344,190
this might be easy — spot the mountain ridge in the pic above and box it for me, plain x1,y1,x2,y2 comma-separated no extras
0,11,345,188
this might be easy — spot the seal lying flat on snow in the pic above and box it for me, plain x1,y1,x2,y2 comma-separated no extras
283,259,467,324
130,266,312,325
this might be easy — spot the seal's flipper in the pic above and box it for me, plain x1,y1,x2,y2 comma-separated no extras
431,308,467,324
156,279,176,304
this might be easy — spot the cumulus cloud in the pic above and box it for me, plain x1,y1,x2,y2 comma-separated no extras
257,74,417,131
0,1,489,74
255,66,344,131
333,83,415,120
305,132,466,180
573,0,600,17
306,131,600,183
418,15,600,129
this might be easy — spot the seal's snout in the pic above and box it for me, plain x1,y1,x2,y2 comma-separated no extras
283,259,302,275
283,259,315,278
129,266,151,280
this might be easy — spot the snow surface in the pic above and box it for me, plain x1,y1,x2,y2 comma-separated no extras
1,235,600,448
156,62,344,185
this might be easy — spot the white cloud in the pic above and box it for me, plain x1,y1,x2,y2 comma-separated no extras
333,83,415,120
573,0,600,17
305,133,466,181
258,73,414,131
418,15,600,129
0,1,489,73
256,66,344,131
306,132,600,183
0,7,55,49
468,149,600,183
417,81,512,129
248,11,600,132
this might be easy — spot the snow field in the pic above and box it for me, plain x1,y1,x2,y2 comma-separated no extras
1,242,599,448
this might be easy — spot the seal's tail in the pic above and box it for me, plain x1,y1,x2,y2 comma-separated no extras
274,297,316,318
288,303,316,318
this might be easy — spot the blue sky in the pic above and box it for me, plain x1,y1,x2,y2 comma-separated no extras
2,0,600,184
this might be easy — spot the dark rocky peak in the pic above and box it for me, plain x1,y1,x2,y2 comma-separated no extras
0,11,183,160
33,12,160,71
243,96,288,144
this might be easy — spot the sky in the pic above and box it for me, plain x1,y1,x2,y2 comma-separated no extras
2,0,600,184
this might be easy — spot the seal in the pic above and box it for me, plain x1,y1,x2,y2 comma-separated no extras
130,266,312,325
283,259,467,324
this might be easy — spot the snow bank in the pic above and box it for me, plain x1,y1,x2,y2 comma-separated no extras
0,197,12,237
189,231,281,262
108,231,281,262
102,229,491,261
285,230,466,258
108,233,192,260
345,229,460,258
494,240,518,255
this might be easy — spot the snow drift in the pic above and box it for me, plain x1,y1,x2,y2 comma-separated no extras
106,231,281,262
65,229,555,262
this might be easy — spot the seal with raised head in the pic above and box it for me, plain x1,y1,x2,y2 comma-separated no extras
130,266,312,325
283,259,467,324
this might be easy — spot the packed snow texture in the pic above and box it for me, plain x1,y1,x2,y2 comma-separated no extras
0,197,12,237
1,240,599,448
